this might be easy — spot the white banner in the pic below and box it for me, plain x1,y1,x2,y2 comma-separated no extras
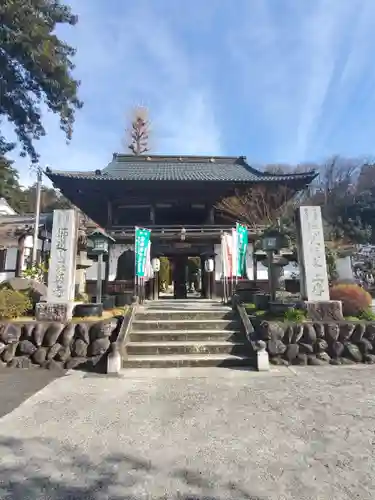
144,241,153,281
222,232,233,278
231,227,239,277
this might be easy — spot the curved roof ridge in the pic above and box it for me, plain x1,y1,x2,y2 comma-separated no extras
45,155,318,183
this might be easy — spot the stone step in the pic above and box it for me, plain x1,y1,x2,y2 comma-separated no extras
144,301,230,311
123,353,253,369
130,330,244,343
132,319,241,332
126,341,249,356
136,310,235,321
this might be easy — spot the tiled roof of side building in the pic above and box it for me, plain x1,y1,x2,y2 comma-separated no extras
45,155,318,183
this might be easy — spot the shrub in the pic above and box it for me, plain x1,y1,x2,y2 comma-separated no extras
284,308,307,322
245,303,256,310
358,308,375,321
330,284,372,316
75,292,89,303
0,289,32,319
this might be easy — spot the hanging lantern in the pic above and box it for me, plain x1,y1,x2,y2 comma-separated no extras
205,258,214,272
151,257,160,272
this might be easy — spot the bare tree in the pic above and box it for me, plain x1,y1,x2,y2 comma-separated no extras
126,107,150,155
215,183,295,230
356,161,375,194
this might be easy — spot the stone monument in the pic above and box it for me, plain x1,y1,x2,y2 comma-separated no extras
36,209,78,322
296,206,343,321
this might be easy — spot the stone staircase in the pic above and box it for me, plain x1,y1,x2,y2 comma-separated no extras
123,300,253,368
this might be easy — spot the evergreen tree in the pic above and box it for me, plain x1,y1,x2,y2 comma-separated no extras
0,0,82,162
0,155,23,211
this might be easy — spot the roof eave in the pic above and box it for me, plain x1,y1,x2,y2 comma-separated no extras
46,171,318,183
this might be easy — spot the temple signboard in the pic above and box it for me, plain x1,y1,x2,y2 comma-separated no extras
47,209,77,302
297,206,330,301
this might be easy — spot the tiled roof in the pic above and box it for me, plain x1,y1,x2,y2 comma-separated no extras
46,155,317,183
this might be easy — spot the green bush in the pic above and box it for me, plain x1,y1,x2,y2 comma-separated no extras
330,283,372,316
284,308,307,322
358,309,375,321
245,303,256,310
75,292,89,303
0,289,32,319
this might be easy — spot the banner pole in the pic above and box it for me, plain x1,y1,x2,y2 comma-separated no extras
221,235,225,303
134,226,138,300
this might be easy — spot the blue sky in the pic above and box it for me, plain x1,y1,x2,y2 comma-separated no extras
6,0,375,184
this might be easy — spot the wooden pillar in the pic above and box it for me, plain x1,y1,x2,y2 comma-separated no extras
15,235,26,277
104,254,110,296
210,264,216,298
253,251,258,286
150,205,155,224
200,257,206,298
107,200,112,226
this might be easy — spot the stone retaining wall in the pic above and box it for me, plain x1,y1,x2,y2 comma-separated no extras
0,318,123,371
250,318,375,366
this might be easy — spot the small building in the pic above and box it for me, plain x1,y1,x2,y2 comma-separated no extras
0,200,52,282
46,155,316,299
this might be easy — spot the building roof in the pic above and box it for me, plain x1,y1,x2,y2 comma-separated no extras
0,198,17,216
0,213,53,249
46,155,317,184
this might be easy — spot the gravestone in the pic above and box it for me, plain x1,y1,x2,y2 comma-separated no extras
296,206,343,321
36,209,78,322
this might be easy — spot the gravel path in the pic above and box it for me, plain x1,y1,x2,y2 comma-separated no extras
0,365,374,499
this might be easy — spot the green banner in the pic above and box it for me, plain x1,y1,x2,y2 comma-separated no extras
135,227,151,277
236,223,248,276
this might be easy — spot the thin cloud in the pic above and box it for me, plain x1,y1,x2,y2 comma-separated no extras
228,0,375,163
5,0,221,184
4,0,375,185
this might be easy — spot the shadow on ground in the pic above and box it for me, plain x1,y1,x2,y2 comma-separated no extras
0,436,265,500
0,368,64,418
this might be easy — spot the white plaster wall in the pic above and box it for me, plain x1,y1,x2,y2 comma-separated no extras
6,247,17,269
245,244,268,280
86,261,106,280
214,243,302,282
214,243,270,280
85,244,135,281
214,244,221,281
0,199,17,215
0,247,17,281
336,256,354,280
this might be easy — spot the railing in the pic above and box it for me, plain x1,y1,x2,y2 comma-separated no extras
107,224,267,238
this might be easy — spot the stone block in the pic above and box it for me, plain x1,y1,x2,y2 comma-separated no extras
256,349,269,371
305,300,343,321
35,302,74,322
107,343,122,374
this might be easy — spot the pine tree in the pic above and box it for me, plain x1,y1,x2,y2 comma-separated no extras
0,0,82,162
0,156,23,211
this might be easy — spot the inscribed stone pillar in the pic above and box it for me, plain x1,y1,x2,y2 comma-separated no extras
296,206,329,301
36,209,78,321
296,206,343,320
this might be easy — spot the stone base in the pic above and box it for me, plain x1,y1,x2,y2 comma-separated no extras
35,302,74,322
305,300,343,321
257,349,270,371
